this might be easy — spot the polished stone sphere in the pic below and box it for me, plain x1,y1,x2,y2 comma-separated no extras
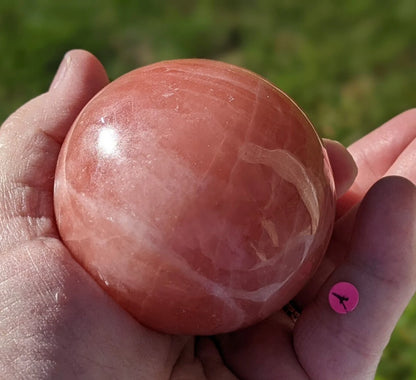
54,59,336,335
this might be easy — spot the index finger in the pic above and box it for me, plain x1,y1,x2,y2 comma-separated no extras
338,109,416,215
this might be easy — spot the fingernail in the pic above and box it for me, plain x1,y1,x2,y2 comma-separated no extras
50,53,72,90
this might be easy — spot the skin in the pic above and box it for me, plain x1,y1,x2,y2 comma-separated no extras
0,50,415,380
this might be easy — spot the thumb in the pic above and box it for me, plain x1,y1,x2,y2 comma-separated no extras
0,49,109,249
294,176,416,380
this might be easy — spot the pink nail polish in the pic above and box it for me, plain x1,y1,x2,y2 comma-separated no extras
329,282,359,314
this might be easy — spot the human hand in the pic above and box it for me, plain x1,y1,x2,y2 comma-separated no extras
216,111,416,379
0,50,414,379
0,50,193,379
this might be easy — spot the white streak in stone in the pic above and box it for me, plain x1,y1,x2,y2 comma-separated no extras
261,219,279,247
240,143,320,234
64,178,316,309
250,242,268,262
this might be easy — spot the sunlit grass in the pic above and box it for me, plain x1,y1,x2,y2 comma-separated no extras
376,297,416,379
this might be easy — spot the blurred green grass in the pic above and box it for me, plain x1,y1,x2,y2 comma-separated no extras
1,0,415,378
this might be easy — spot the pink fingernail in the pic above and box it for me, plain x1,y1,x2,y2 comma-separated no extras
50,53,71,90
329,282,359,314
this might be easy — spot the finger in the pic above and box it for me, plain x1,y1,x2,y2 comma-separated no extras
322,138,357,199
196,337,238,380
385,136,416,184
338,109,416,215
215,312,308,379
169,337,206,379
294,176,416,380
169,336,238,379
0,50,108,248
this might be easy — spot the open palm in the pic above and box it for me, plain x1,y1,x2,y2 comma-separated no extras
1,50,415,380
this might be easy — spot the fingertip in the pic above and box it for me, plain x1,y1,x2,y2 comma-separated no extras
49,49,109,97
340,109,416,215
352,175,416,285
356,176,416,241
323,138,358,199
196,337,237,379
0,50,111,186
45,50,110,143
196,337,222,363
362,175,416,211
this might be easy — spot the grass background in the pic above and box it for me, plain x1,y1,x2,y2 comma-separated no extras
1,0,415,378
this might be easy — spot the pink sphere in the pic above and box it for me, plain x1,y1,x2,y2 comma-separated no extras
54,59,335,335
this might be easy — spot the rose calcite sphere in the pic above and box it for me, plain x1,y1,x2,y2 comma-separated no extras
54,59,335,335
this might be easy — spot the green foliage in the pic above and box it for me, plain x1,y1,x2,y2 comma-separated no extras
1,1,415,377
376,299,416,380
2,0,415,144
